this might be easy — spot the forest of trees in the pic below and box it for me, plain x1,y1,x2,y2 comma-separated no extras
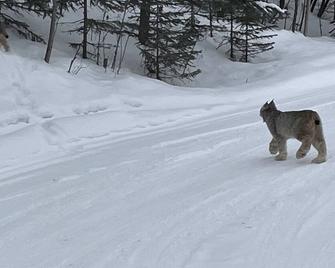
0,0,334,82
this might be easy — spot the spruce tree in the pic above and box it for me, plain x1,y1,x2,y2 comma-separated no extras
215,0,279,62
0,0,47,43
234,1,277,62
69,0,136,65
93,0,137,70
137,0,201,81
214,0,245,61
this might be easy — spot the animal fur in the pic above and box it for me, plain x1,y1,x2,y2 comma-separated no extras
260,100,327,164
0,19,9,52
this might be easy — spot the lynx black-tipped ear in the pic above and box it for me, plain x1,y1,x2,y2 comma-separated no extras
269,99,277,110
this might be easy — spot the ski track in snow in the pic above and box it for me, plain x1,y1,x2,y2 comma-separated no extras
0,92,334,268
2,31,335,267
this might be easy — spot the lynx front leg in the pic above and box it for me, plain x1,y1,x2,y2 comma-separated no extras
269,138,279,155
296,136,313,159
275,138,287,161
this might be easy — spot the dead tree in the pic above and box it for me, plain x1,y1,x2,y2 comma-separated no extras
44,0,59,63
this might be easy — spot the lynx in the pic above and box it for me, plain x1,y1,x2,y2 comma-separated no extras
260,100,327,164
0,18,9,52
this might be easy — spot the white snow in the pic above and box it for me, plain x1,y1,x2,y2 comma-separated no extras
1,29,335,268
256,1,287,14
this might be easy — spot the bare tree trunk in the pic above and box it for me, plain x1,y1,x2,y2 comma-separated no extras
208,0,213,37
303,0,310,36
117,35,130,74
283,0,292,29
280,0,285,8
68,45,81,73
44,0,59,63
139,0,151,45
155,4,160,80
245,24,248,63
230,11,234,60
96,11,108,66
299,1,305,31
190,0,195,30
111,0,129,72
311,0,318,12
292,0,299,32
82,0,88,59
319,16,323,36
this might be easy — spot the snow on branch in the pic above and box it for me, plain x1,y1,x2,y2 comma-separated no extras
256,1,287,14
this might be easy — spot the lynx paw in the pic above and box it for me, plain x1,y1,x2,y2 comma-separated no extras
312,157,326,164
275,153,287,161
269,140,279,155
296,150,307,159
269,145,279,155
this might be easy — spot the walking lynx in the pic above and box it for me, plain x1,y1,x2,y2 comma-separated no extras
260,100,327,164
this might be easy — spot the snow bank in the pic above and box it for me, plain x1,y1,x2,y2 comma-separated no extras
1,29,335,169
0,36,231,169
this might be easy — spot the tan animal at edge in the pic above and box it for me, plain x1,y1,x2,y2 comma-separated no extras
260,100,327,164
0,18,9,52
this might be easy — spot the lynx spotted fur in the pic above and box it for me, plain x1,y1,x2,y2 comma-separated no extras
260,100,327,164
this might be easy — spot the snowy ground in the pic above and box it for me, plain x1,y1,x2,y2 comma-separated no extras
1,30,335,267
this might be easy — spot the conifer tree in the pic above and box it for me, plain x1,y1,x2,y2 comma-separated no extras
215,0,279,62
69,0,136,65
93,0,137,69
0,0,47,43
234,1,277,62
214,0,245,60
137,0,201,81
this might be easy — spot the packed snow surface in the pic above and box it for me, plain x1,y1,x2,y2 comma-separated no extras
1,31,335,267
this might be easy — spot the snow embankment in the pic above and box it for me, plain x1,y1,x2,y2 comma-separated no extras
2,30,335,170
0,38,230,170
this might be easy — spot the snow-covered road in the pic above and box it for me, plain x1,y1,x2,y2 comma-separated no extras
1,88,334,268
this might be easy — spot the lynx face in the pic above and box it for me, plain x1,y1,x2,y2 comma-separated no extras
260,100,327,164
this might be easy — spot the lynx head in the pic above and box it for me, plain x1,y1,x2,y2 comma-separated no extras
260,100,277,121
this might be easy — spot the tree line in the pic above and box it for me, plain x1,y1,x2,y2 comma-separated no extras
3,0,326,82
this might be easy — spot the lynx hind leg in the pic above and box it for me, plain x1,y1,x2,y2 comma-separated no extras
275,138,287,161
312,139,327,164
4,41,9,52
296,136,313,159
3,39,9,52
311,122,327,164
269,138,279,155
